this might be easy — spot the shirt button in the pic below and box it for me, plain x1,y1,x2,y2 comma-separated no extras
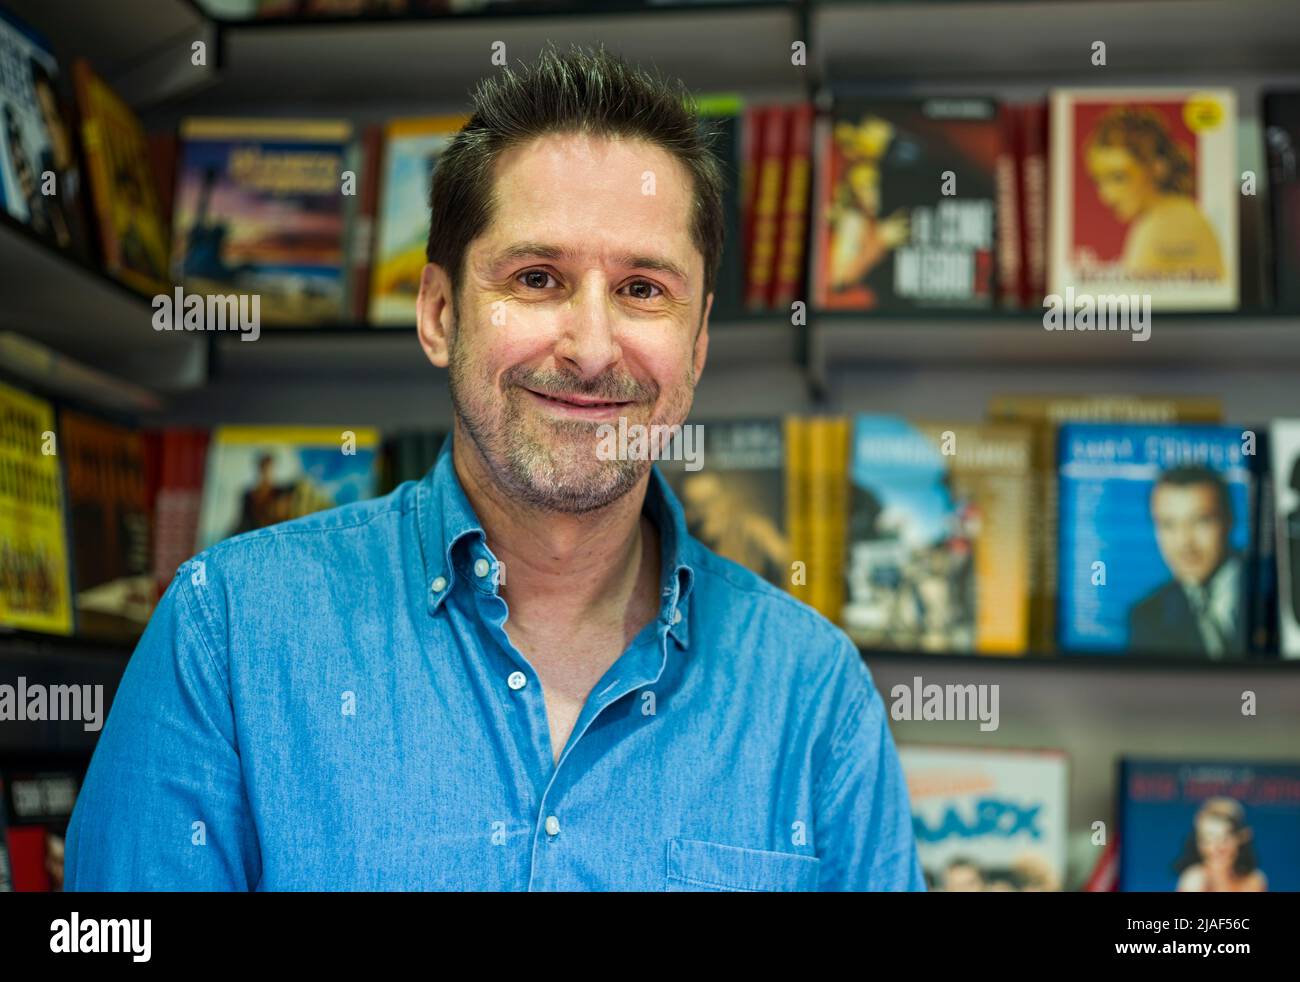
672,609,682,625
474,558,491,578
544,815,560,837
430,576,447,593
507,671,527,691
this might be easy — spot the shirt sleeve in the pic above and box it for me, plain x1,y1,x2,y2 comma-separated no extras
813,635,926,892
64,558,260,890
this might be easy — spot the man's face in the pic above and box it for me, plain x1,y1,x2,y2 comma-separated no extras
1151,482,1229,586
439,131,710,513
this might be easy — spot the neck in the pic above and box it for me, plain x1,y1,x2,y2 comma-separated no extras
451,424,661,635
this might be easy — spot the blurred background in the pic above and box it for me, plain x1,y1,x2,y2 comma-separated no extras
0,0,1298,893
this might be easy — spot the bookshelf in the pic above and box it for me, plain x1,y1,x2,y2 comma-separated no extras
4,0,1300,891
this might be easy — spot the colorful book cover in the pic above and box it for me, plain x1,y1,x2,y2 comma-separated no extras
1049,87,1238,310
0,10,83,251
0,761,81,892
1057,423,1255,657
989,394,1223,652
152,428,209,597
813,97,999,311
196,425,379,550
657,418,787,588
0,381,71,635
72,59,170,293
1119,759,1300,891
368,115,467,326
695,94,745,321
900,745,1068,892
843,416,1031,654
172,117,352,324
1264,92,1300,310
1270,420,1300,657
59,410,153,639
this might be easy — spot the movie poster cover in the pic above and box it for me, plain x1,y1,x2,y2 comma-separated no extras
172,118,352,324
1057,423,1255,657
900,745,1068,892
0,10,83,251
657,418,786,587
1119,759,1300,891
368,115,466,326
812,97,999,311
1270,420,1300,657
196,425,379,550
842,416,1031,654
1049,88,1238,310
0,382,71,636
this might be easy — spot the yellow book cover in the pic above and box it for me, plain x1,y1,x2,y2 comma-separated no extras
825,416,851,628
73,59,170,295
784,416,811,607
0,382,72,635
989,394,1222,651
369,115,470,326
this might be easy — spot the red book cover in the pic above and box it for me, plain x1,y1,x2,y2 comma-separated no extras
152,428,209,598
740,104,765,300
995,103,1022,308
745,106,789,310
1019,102,1048,308
770,103,813,310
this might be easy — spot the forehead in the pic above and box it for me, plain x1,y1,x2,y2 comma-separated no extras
472,131,700,274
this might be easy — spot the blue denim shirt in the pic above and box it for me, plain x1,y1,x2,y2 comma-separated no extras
66,433,924,891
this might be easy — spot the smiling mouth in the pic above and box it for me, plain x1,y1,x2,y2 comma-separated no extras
523,387,632,410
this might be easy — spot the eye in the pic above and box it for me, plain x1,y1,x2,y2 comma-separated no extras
518,269,557,290
623,279,663,301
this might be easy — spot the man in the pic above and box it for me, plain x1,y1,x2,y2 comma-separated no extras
1128,465,1245,658
65,45,923,891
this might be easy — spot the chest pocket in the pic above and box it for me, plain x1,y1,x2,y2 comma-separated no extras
666,837,821,892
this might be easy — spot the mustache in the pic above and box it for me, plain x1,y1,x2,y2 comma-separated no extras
506,367,654,403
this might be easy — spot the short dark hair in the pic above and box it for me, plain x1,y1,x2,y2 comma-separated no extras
426,43,725,313
1152,464,1234,526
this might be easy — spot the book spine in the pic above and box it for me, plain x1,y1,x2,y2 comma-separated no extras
745,106,788,311
784,416,810,607
995,103,1022,308
1020,102,1048,308
770,103,813,311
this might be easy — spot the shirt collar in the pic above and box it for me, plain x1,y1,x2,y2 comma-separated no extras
416,431,695,649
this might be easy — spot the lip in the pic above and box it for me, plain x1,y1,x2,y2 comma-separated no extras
521,386,633,420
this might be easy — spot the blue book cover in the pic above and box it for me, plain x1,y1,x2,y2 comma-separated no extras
1119,759,1300,891
1057,423,1255,657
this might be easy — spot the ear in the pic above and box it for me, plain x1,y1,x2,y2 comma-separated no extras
692,291,711,380
417,262,454,368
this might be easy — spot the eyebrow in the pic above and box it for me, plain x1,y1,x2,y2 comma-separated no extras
490,241,691,285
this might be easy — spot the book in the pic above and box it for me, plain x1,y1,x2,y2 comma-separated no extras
843,416,1031,654
1264,92,1300,310
59,410,153,639
1270,420,1300,657
0,761,81,891
1119,759,1300,891
994,104,1022,307
196,425,380,550
1017,102,1049,307
989,394,1223,652
0,9,85,252
1057,423,1256,657
744,105,787,311
151,428,209,597
0,380,71,635
71,59,170,294
172,117,353,324
695,94,746,321
900,745,1068,891
1048,87,1238,311
770,103,813,311
812,96,999,311
657,418,787,588
368,115,467,326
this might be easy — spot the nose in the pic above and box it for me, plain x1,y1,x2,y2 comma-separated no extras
553,273,622,381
